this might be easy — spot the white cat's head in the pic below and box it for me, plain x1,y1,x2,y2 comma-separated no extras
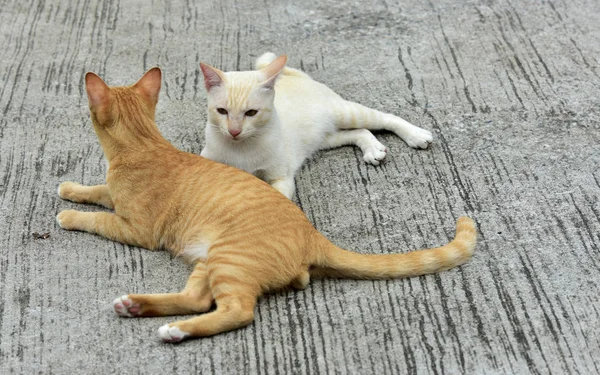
200,55,287,140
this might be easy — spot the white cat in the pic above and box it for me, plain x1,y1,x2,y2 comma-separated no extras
199,53,433,199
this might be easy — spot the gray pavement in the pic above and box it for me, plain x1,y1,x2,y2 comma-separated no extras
1,0,599,374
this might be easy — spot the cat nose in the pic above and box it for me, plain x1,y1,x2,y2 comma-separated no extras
229,128,241,138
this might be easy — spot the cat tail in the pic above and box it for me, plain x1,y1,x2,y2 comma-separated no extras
255,52,278,69
309,217,476,279
255,52,311,78
331,100,433,149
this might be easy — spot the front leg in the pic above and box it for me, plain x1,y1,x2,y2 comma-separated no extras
269,176,296,199
261,165,296,199
58,182,114,209
56,210,153,249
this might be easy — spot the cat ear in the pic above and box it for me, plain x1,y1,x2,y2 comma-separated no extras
85,72,110,110
200,63,226,91
133,67,162,105
259,54,287,90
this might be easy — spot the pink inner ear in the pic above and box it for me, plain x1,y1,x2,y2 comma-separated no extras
259,55,287,90
261,55,287,80
200,63,224,91
85,72,109,108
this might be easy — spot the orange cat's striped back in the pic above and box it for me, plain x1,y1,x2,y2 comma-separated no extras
57,67,477,342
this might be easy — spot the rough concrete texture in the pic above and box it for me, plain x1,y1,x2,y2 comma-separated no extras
1,0,599,374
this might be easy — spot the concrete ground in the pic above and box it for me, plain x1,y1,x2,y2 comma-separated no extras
1,0,599,374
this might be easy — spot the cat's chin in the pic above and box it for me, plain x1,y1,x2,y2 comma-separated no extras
226,133,252,142
218,131,244,142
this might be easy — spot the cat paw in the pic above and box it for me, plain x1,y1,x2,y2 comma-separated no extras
402,127,433,149
58,181,80,200
363,140,388,165
113,295,141,317
158,324,189,343
271,178,296,199
56,209,79,229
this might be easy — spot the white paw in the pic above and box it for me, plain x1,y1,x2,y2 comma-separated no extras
363,139,388,165
271,178,295,200
113,295,141,317
158,324,189,343
402,127,433,149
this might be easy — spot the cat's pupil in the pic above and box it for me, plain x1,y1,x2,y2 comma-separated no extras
217,108,228,115
245,110,258,117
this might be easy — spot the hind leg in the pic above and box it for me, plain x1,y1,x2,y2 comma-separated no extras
381,114,433,149
113,262,213,317
323,129,388,165
158,263,260,342
158,293,257,342
333,100,432,149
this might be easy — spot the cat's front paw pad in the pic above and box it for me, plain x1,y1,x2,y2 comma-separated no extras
113,295,141,317
158,324,189,343
58,181,81,200
363,140,388,165
56,210,79,230
404,128,433,149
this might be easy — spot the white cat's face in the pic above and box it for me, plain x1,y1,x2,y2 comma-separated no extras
200,56,287,140
206,72,275,140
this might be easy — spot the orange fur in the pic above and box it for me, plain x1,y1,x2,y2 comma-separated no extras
57,68,478,342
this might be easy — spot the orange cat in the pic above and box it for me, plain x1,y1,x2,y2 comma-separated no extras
56,68,477,342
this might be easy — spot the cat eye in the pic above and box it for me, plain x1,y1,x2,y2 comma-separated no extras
216,108,228,115
245,109,258,117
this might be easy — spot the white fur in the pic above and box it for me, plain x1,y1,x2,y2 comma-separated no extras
180,241,211,263
323,129,388,165
158,324,189,343
201,52,433,199
113,295,137,317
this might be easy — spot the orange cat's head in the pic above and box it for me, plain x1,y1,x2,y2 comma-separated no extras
200,55,287,140
84,68,164,158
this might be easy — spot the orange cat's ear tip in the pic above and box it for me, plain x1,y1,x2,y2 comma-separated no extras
85,71,99,81
85,72,105,87
147,67,162,78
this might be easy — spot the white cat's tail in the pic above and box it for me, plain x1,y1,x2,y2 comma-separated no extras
255,52,278,69
255,52,310,78
331,100,433,149
309,217,476,279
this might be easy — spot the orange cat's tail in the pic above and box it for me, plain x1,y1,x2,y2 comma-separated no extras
310,217,477,279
